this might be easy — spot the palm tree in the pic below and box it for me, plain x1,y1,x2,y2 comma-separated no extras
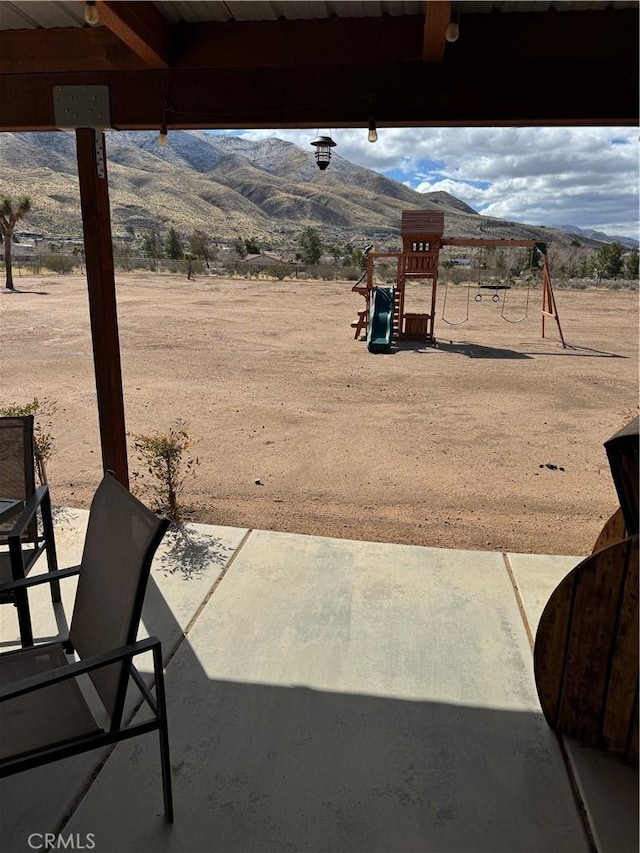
1,195,31,290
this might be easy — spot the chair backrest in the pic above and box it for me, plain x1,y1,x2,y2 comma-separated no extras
69,474,170,722
0,415,37,540
604,415,639,536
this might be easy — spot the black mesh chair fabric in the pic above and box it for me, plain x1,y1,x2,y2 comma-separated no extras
0,416,59,645
0,415,36,541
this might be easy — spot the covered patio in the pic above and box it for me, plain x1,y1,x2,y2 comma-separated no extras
1,513,637,852
1,0,638,490
1,3,638,851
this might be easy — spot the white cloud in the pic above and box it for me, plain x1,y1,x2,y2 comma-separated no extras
233,127,640,239
414,178,486,202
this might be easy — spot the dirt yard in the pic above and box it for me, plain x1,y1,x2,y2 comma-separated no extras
1,273,638,557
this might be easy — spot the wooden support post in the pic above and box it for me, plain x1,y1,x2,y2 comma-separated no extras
428,273,438,341
75,128,129,488
541,254,566,348
366,252,374,291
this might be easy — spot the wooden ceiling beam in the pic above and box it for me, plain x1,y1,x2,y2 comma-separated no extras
423,0,451,63
0,27,148,74
1,8,636,75
1,53,636,132
0,9,635,130
93,0,171,69
0,16,425,75
176,17,424,69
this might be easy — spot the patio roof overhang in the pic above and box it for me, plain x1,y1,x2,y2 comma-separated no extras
1,0,638,486
0,3,638,131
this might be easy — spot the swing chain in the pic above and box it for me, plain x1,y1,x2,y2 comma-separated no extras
500,258,535,323
441,277,471,326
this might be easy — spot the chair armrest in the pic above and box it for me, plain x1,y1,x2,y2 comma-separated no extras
0,565,80,595
7,486,50,540
0,636,162,702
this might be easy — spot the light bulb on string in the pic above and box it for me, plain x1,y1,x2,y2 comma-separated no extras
445,17,459,42
158,124,168,147
84,1,99,26
368,119,378,143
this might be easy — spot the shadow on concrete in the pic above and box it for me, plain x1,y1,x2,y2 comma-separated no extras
3,551,637,853
60,645,612,853
157,525,233,580
51,506,81,527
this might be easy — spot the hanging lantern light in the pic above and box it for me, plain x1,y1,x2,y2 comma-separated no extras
310,134,337,170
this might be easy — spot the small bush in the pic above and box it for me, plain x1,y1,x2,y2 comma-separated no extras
44,254,75,274
0,397,57,485
270,263,289,280
318,264,337,281
341,266,361,281
131,421,199,524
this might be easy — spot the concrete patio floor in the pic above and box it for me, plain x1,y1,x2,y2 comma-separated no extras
0,511,637,853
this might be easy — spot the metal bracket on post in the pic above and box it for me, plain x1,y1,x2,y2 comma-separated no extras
53,85,112,131
54,86,111,179
94,134,105,179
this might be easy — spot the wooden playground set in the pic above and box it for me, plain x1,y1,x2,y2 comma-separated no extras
352,210,566,352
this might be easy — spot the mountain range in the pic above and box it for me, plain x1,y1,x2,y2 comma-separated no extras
550,224,637,249
0,130,627,249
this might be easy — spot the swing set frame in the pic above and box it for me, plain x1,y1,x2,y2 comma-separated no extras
352,210,566,348
441,237,565,347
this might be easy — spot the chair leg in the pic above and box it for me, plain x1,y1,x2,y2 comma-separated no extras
159,724,174,822
14,591,34,647
8,537,34,646
41,488,61,604
153,644,174,822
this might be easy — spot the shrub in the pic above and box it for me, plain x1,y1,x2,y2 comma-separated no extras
0,397,57,485
341,266,361,281
270,263,289,280
131,420,199,524
43,254,75,274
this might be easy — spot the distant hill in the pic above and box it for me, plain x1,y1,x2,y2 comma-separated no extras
0,130,618,249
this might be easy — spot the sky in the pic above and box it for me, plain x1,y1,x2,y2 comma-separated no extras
214,127,639,241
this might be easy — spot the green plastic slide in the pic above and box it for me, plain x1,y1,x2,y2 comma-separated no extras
367,286,394,353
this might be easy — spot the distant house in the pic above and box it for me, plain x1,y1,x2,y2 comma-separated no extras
11,240,38,262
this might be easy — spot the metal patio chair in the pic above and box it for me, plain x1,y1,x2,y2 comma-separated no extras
0,473,173,821
0,415,59,646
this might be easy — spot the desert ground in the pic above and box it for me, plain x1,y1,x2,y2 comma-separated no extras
1,272,638,557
